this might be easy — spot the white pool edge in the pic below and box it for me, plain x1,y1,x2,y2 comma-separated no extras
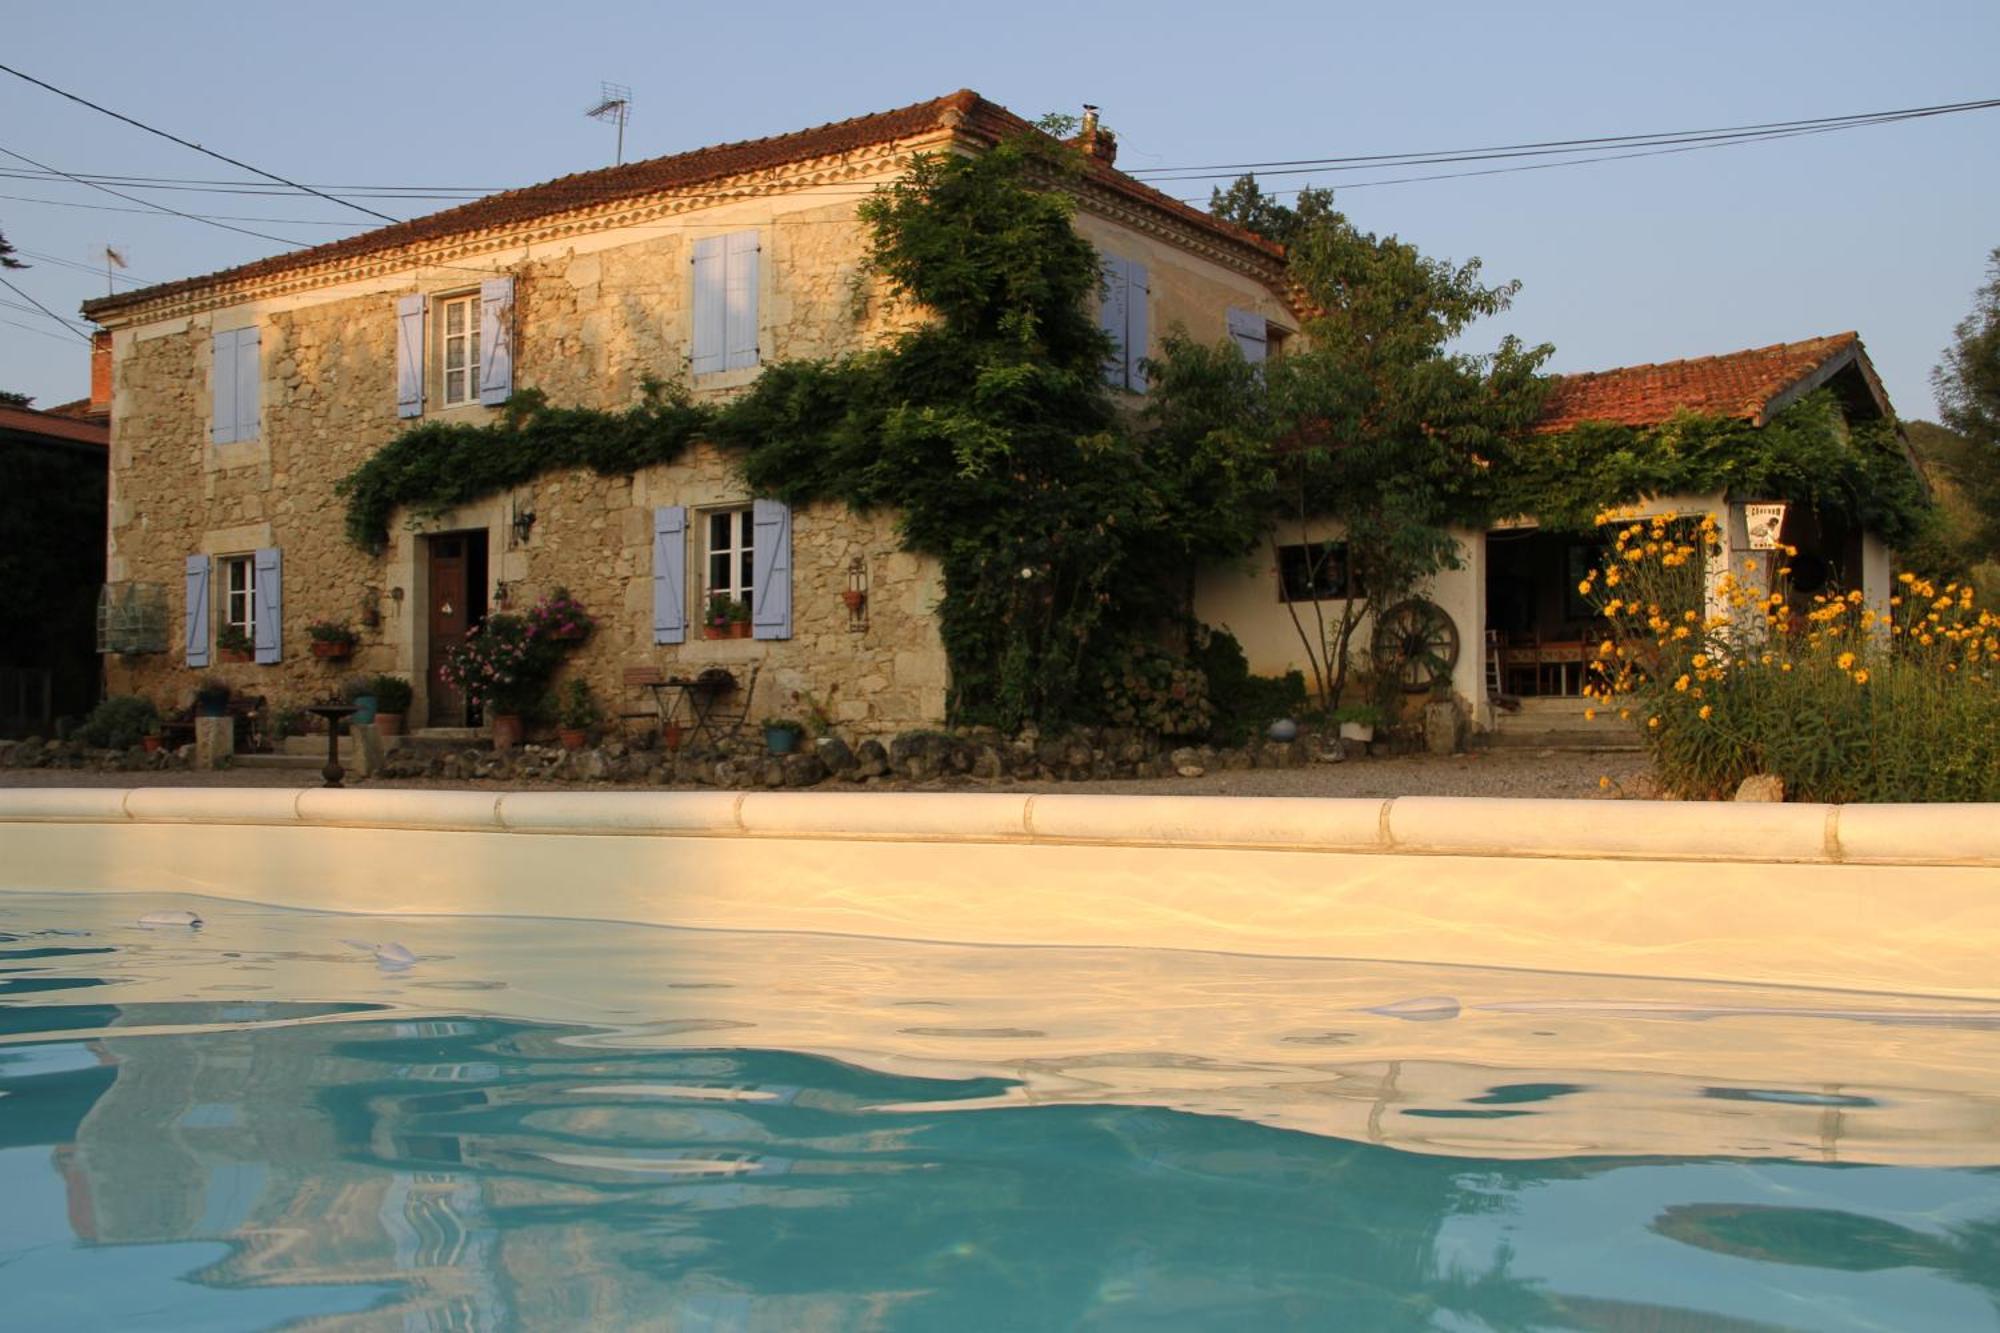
3,789,1996,999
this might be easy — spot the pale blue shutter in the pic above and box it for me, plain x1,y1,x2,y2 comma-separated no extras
253,547,282,664
395,294,425,417
1227,307,1267,363
478,277,513,405
690,237,725,375
652,505,687,645
750,498,792,640
234,326,261,440
723,231,760,371
210,330,238,443
1124,261,1149,392
1098,254,1128,388
184,554,211,667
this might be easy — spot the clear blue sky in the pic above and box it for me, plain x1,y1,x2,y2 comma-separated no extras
4,1,1995,419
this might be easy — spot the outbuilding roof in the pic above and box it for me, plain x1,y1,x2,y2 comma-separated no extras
1536,332,1888,433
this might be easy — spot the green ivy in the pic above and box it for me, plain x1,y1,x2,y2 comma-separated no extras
1490,391,1934,545
335,378,709,550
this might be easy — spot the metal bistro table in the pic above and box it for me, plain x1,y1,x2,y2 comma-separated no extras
623,665,756,749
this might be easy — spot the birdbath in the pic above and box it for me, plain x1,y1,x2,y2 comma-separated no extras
304,704,358,788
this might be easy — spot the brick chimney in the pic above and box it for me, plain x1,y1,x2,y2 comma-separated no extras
1073,104,1118,166
89,329,111,418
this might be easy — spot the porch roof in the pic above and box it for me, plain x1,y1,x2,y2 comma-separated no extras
1536,332,1889,434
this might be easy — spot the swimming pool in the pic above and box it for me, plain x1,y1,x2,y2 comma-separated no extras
4,890,1997,1330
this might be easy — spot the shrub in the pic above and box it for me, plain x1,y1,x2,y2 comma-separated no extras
1193,627,1307,743
1583,511,2000,802
370,675,414,714
78,694,160,749
554,679,601,731
1099,639,1213,738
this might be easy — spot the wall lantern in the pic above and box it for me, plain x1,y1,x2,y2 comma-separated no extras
510,498,537,548
843,558,869,633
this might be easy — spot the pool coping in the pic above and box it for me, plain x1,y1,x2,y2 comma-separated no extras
0,788,1995,867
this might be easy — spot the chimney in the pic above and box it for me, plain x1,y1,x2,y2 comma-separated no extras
89,329,111,418
1073,104,1118,166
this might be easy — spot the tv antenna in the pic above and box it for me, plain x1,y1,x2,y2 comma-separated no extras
585,82,632,165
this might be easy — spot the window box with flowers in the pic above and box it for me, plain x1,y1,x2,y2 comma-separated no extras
308,619,360,660
704,594,751,640
215,623,254,663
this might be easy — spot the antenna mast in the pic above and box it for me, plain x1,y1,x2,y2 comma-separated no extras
585,82,632,165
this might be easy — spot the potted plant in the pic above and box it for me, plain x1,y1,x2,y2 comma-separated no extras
216,623,254,662
662,721,687,752
341,674,378,725
762,717,803,756
370,675,414,736
527,587,595,643
728,597,753,639
308,619,359,660
141,724,164,754
554,679,600,750
1332,703,1384,745
704,593,735,641
195,677,231,718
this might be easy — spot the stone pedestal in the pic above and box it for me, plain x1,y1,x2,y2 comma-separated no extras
352,722,384,778
194,715,234,770
1424,699,1466,755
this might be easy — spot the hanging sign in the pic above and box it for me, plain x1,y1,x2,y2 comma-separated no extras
1745,503,1788,551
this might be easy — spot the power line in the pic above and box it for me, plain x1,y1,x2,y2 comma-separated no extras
0,313,87,345
0,295,92,326
0,273,91,341
0,61,403,224
1125,95,2000,181
0,146,315,246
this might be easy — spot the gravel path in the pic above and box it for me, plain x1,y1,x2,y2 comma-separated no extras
0,748,1653,800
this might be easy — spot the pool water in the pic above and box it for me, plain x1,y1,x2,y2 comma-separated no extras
2,892,1997,1331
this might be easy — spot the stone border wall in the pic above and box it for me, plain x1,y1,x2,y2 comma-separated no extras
2,790,1995,999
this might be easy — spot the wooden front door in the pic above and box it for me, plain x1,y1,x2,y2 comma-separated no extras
425,532,488,725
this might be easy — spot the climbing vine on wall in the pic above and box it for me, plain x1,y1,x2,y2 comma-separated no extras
1488,391,1935,546
335,379,709,550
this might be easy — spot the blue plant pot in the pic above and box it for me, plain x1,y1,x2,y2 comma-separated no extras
350,695,378,725
765,727,799,756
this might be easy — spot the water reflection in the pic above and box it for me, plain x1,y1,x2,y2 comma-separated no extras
3,903,2000,1330
0,1007,1988,1331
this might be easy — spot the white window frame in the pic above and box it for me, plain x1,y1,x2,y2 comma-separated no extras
221,554,257,645
437,292,482,407
704,507,756,609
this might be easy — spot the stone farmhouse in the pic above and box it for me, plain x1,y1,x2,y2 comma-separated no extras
85,92,1302,734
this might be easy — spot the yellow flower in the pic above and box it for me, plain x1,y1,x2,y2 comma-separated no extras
1674,675,1691,692
1691,654,1708,668
1584,708,1597,721
1852,669,1869,685
1577,580,1592,595
1836,651,1856,670
1698,705,1713,720
1647,716,1660,729
1598,775,1612,790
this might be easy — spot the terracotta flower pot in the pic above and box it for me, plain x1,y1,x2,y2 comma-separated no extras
311,640,353,660
841,589,866,611
141,734,163,754
490,714,524,750
375,712,404,737
663,722,686,752
221,649,252,664
730,621,752,639
558,727,588,751
704,625,729,641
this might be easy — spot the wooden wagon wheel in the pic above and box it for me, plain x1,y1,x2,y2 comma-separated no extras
1370,598,1461,693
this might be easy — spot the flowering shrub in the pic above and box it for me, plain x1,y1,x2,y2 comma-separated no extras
440,614,556,715
524,587,595,642
1582,511,2000,802
306,618,358,646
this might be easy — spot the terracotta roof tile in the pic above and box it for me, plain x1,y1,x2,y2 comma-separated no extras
1536,333,1862,434
84,91,1282,320
0,402,109,447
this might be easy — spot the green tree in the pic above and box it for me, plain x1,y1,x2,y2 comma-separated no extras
0,226,21,270
1932,247,2000,556
1163,181,1551,709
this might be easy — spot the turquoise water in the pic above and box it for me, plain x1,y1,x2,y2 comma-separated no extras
2,893,1998,1331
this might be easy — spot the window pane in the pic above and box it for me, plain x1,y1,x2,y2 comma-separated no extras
710,512,729,550
445,369,464,402
739,549,754,596
709,552,728,593
445,301,464,335
469,327,480,378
